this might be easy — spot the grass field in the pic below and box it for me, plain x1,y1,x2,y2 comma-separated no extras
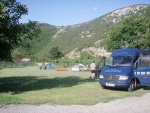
0,66,150,105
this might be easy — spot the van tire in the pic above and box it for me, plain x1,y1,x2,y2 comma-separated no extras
135,82,140,90
128,81,135,92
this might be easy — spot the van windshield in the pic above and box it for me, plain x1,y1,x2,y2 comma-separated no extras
106,56,133,66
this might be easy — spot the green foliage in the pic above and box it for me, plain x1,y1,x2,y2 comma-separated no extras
80,52,93,60
49,47,64,60
11,48,23,61
14,23,58,61
107,6,150,50
0,0,40,61
79,52,98,65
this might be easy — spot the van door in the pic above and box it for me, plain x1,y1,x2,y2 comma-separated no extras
134,56,150,86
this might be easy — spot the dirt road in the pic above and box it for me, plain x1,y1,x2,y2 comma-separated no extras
1,93,150,113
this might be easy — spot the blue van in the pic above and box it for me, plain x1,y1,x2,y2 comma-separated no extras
99,48,150,92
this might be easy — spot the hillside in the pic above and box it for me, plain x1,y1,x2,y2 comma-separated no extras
15,4,150,61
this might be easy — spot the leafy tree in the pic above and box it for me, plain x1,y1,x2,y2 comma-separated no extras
0,0,40,61
107,15,150,51
49,47,64,60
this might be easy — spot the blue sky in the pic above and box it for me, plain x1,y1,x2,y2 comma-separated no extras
17,0,150,26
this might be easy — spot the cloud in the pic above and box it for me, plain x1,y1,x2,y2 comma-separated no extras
93,6,98,10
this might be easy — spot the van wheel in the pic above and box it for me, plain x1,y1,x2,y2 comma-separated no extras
134,81,137,90
128,81,135,92
135,82,140,90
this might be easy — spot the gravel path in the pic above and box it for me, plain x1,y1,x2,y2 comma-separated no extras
1,93,150,113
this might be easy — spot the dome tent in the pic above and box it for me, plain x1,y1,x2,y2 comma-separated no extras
45,63,55,70
71,63,86,72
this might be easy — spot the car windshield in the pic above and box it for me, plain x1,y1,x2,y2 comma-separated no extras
106,56,133,66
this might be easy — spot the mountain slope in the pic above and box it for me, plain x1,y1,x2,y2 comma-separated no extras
16,4,150,60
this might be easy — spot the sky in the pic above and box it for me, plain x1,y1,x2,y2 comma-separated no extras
17,0,150,26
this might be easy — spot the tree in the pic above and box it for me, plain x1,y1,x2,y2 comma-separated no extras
49,47,64,60
107,14,150,51
0,0,40,61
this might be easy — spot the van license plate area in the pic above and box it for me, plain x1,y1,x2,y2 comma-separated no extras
106,83,115,87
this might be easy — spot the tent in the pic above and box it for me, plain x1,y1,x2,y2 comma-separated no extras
45,63,55,70
71,64,86,72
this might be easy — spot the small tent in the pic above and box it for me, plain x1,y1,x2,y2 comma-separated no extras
45,63,55,70
71,64,86,72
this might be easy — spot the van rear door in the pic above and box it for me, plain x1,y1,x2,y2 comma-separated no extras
134,56,150,86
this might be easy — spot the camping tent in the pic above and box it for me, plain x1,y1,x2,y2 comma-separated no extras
71,64,86,72
45,63,55,70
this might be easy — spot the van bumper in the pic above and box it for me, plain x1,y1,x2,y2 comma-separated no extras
99,79,131,88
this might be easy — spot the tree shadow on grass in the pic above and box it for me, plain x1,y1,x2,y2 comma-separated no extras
0,76,97,94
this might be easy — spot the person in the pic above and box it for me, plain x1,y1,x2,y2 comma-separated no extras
38,62,43,70
95,62,100,79
90,61,96,79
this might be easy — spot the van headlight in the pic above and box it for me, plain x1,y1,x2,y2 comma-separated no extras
99,75,104,79
119,76,129,80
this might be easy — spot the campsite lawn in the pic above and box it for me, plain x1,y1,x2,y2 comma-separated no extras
0,66,150,105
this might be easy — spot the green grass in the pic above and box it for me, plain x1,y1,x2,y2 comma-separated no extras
0,67,150,105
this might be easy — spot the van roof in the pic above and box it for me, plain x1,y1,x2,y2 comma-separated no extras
111,48,138,56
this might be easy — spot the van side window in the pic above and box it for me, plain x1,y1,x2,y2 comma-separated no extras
139,56,150,68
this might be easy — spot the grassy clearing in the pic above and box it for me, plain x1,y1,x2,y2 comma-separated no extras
0,66,150,105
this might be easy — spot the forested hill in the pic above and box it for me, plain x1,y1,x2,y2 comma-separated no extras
14,4,150,61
